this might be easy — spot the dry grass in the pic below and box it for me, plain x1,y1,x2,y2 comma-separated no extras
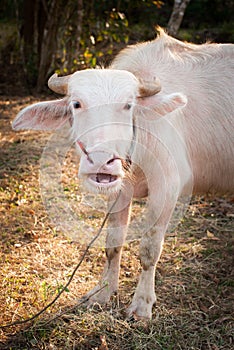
0,96,233,350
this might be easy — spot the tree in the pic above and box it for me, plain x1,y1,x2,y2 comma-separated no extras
19,0,65,91
5,0,231,94
36,0,64,91
167,0,191,36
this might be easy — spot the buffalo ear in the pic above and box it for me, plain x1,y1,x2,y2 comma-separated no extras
12,98,72,131
137,92,187,117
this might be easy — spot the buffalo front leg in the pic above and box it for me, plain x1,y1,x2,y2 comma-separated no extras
126,227,165,319
127,193,178,319
84,195,132,306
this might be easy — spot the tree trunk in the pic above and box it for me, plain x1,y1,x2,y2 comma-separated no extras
167,0,191,37
36,0,62,92
20,0,36,85
21,0,35,58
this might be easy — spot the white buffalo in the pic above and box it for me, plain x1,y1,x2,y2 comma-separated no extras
13,29,234,319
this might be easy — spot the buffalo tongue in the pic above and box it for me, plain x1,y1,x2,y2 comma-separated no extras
96,173,117,183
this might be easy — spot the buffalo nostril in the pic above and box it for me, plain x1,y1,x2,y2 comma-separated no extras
106,158,115,165
106,157,121,165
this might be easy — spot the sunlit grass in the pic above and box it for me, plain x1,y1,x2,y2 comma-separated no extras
0,96,233,349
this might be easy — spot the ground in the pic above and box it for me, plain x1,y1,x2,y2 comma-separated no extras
0,96,233,349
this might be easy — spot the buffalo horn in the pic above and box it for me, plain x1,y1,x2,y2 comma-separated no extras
138,78,161,98
48,73,71,95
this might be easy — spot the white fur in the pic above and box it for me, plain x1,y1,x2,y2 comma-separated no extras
13,30,234,319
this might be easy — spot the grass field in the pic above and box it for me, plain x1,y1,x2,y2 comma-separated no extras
0,96,233,349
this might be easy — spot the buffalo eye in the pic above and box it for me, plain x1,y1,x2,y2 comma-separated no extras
124,103,132,110
73,101,81,109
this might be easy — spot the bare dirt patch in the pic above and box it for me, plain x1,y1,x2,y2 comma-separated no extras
0,96,233,349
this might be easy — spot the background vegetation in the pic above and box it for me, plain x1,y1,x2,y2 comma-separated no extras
0,0,234,92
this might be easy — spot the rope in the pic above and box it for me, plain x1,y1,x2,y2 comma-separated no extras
0,190,122,330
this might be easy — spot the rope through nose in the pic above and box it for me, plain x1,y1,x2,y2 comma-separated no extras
77,140,94,164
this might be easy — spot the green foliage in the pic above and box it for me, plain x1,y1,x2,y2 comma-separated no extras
82,8,129,67
0,0,233,90
57,7,129,74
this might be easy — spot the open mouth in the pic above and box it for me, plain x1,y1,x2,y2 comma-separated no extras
88,173,119,185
